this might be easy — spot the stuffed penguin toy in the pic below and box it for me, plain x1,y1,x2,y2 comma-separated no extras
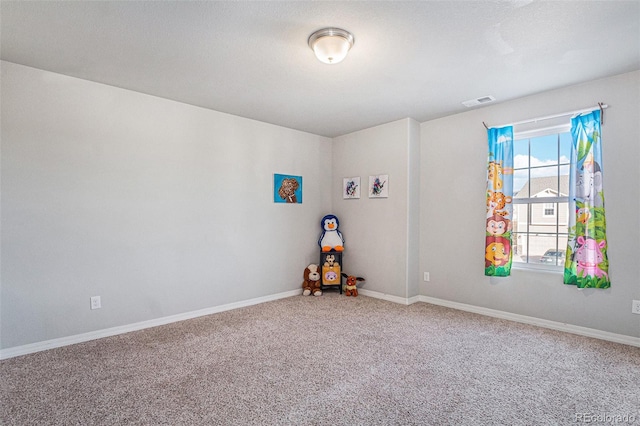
318,214,344,252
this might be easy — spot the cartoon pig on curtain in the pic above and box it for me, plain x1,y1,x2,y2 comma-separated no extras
564,110,610,288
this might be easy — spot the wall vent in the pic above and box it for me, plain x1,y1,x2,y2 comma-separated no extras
462,95,496,107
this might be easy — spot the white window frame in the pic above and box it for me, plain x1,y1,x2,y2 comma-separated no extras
511,124,570,273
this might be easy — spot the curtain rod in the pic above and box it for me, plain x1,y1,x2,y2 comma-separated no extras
483,102,608,130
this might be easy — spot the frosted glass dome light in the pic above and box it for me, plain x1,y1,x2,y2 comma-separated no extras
308,28,354,64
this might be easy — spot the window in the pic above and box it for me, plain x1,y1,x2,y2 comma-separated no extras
512,131,571,269
543,203,555,217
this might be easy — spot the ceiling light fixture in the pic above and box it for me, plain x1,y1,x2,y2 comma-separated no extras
308,28,354,64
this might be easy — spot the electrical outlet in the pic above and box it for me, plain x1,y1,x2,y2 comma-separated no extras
632,300,640,315
90,296,101,310
424,272,430,282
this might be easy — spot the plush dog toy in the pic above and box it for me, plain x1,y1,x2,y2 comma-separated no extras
341,273,365,297
302,264,322,296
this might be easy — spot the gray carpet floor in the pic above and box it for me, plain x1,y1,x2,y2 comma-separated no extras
2,294,639,425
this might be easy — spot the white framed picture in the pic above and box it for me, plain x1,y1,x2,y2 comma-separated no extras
343,177,361,199
369,174,388,198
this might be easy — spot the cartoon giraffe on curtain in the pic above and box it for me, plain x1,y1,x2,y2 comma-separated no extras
485,126,514,277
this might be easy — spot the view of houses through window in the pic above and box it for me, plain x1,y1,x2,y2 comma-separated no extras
512,132,571,268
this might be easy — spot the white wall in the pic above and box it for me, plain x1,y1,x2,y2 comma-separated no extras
332,118,420,299
407,119,421,299
420,71,640,338
2,60,638,353
1,61,332,349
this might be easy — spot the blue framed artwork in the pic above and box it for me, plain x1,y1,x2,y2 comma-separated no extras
274,174,302,204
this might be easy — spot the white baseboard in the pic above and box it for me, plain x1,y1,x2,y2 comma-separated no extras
4,289,637,359
0,289,301,360
418,295,640,348
357,290,639,347
358,289,418,305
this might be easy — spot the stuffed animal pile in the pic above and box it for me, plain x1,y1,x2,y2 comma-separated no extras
306,215,366,297
302,264,322,296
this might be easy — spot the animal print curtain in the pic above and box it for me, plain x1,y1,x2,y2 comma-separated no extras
485,126,514,277
564,110,610,288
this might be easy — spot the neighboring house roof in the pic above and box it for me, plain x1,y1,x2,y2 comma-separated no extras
514,175,569,199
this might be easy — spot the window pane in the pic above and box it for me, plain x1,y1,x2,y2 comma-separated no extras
512,202,528,228
530,134,559,166
530,234,559,263
513,229,527,263
559,169,569,196
539,233,568,266
531,202,556,225
513,169,529,196
558,201,569,230
513,138,529,169
557,234,568,264
530,166,559,196
559,132,572,164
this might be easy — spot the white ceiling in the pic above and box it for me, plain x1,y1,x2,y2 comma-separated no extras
1,1,639,138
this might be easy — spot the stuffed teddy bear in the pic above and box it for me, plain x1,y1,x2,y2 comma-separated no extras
324,254,336,267
302,264,322,296
341,273,365,297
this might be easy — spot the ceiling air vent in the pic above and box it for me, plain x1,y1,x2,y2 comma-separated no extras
462,95,496,108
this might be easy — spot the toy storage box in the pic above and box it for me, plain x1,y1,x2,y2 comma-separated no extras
320,251,343,293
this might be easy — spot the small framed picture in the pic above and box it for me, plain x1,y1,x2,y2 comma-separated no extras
343,177,361,199
274,174,302,204
369,174,389,198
